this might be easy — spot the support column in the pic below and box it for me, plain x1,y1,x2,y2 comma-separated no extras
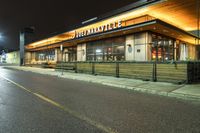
19,32,25,66
77,43,86,61
174,41,177,61
180,43,188,61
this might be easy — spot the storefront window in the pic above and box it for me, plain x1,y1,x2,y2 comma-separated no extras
151,34,174,62
36,49,55,61
86,36,125,61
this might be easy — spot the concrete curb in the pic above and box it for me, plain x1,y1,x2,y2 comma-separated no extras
168,92,200,102
3,66,200,102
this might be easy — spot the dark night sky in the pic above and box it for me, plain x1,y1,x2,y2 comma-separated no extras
0,0,136,51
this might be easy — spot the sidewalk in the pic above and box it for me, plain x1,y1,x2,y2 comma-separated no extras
4,66,200,102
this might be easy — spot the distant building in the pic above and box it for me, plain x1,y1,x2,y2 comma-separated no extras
5,51,20,65
0,50,6,63
0,51,20,65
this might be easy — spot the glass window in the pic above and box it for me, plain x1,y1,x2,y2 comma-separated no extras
86,36,125,61
151,33,174,62
35,49,55,61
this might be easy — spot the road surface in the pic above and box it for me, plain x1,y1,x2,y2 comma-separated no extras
0,67,200,133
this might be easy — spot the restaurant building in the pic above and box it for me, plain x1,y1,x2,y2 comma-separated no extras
25,0,200,65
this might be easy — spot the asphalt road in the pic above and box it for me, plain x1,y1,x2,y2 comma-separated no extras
0,67,200,133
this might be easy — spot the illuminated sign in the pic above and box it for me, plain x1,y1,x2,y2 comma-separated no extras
75,20,122,38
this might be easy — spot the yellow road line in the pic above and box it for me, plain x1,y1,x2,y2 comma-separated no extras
0,74,118,133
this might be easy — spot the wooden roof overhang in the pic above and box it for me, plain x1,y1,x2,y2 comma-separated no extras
27,19,198,52
26,0,200,52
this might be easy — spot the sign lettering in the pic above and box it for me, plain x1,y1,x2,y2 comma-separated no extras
75,20,122,38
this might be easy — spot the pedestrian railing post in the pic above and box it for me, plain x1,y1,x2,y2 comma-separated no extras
152,63,154,81
198,62,200,82
155,61,157,82
92,62,95,75
116,62,119,78
61,61,64,75
187,61,190,83
152,61,157,82
75,62,78,73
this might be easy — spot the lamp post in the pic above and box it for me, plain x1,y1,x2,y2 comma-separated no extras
60,44,64,75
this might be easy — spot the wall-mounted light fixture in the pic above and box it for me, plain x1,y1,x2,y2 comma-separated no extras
127,44,132,47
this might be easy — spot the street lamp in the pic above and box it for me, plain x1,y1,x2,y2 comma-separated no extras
0,33,3,41
0,33,5,47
